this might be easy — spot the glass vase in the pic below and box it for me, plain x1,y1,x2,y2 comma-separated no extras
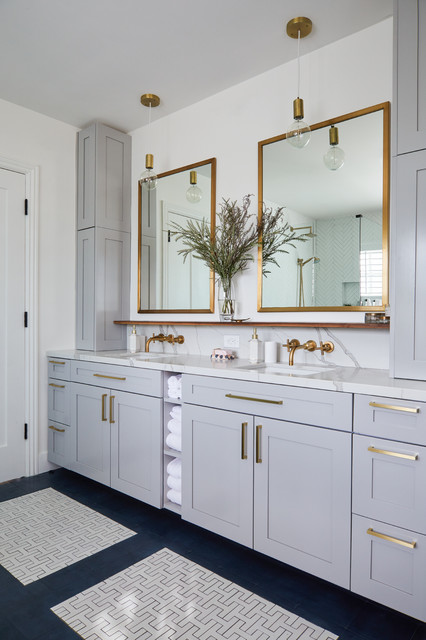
218,278,236,322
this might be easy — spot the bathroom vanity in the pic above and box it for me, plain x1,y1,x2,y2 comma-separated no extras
47,350,426,622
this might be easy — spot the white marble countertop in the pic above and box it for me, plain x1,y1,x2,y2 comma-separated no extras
46,349,426,402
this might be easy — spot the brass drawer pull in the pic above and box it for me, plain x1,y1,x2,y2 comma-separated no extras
110,395,115,424
226,393,283,405
369,401,419,414
256,425,262,464
49,383,65,389
93,373,126,381
367,527,416,549
49,425,65,433
241,422,248,460
49,360,66,365
368,446,418,461
101,394,108,421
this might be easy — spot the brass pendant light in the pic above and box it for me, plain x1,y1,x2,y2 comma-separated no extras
186,170,203,203
323,124,345,170
139,93,160,191
286,17,312,149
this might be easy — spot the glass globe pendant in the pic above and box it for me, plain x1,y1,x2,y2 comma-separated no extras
186,170,202,203
286,17,312,149
140,153,158,191
323,125,345,170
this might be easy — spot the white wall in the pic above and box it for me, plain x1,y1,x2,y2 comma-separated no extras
0,98,77,472
130,19,393,369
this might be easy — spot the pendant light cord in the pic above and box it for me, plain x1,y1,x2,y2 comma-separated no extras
297,29,301,98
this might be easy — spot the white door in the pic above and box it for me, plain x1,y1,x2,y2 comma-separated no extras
0,168,27,482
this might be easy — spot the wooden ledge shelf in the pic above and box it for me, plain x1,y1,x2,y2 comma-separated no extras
115,320,389,329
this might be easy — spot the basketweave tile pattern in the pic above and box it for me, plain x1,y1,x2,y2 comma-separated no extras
0,488,136,585
52,547,339,640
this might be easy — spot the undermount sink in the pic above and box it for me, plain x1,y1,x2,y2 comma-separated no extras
237,362,336,376
131,352,180,360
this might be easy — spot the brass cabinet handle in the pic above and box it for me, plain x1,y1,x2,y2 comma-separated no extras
110,395,115,424
93,373,126,381
367,527,416,549
368,445,418,461
49,360,66,365
226,393,283,405
49,383,65,389
49,425,65,433
101,394,108,421
241,422,248,460
256,425,262,463
369,401,419,414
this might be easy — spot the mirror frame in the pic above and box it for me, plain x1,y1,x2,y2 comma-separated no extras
257,102,390,312
137,157,216,314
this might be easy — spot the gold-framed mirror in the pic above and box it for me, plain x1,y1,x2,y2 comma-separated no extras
258,102,389,312
138,158,216,313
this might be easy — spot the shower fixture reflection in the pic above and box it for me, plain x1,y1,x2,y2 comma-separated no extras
290,225,317,238
297,256,320,307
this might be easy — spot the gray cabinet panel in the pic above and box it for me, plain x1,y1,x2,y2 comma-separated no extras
70,360,162,395
48,420,70,468
354,394,426,445
353,434,426,533
47,358,71,381
111,391,162,507
351,514,426,622
182,404,254,547
76,228,95,350
48,378,70,425
254,417,351,588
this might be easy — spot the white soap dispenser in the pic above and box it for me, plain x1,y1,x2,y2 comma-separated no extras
129,325,138,353
249,327,260,363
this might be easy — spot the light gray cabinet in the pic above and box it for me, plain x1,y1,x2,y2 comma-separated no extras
76,122,131,351
394,0,426,155
47,359,71,468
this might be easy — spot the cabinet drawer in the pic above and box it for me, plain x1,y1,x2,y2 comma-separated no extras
353,434,426,534
183,374,352,430
48,420,70,468
354,394,426,444
48,378,70,425
47,358,71,380
71,360,162,396
351,514,426,622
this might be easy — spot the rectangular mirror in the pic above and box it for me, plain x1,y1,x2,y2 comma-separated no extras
258,103,389,312
138,158,216,313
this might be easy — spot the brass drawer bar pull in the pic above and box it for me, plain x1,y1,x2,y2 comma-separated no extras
369,401,419,414
101,394,108,421
367,527,416,549
226,393,283,405
93,374,126,381
368,446,418,461
49,425,65,433
49,383,65,389
241,422,248,460
49,360,66,365
256,425,262,464
110,395,115,424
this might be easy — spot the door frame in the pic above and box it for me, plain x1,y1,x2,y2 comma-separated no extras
0,156,39,477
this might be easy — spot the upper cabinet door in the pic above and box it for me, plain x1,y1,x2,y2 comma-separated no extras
395,0,426,155
77,122,131,232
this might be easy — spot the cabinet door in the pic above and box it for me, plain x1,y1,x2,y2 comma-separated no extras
110,391,162,507
48,379,70,425
254,417,352,588
69,382,111,485
395,0,426,154
182,404,254,547
392,150,426,380
48,420,70,468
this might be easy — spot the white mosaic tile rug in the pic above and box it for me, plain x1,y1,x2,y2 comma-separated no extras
52,547,339,640
0,488,136,585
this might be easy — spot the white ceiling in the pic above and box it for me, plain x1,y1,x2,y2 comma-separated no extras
0,0,393,133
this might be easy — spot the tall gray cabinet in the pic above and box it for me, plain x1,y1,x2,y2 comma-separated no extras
392,0,426,380
76,122,131,351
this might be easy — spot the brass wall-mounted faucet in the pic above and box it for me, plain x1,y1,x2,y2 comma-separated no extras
285,338,334,366
145,333,184,352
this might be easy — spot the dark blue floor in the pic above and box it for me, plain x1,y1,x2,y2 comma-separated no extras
1,468,425,640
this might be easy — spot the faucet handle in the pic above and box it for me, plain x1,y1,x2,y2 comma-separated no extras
320,341,334,355
304,340,317,352
176,335,184,344
285,338,300,351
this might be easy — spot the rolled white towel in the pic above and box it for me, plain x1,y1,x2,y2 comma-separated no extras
167,388,181,399
168,374,182,386
167,375,182,399
167,475,182,492
167,458,181,479
167,489,182,506
167,418,181,436
170,405,182,420
166,432,182,452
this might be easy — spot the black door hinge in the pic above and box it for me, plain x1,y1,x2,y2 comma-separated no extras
168,230,171,243
24,423,28,440
24,311,28,327
25,199,28,215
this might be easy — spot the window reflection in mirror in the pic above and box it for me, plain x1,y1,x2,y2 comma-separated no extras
258,103,389,312
138,158,216,313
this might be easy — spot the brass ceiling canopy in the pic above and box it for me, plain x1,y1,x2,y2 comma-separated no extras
140,93,160,108
286,17,312,39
